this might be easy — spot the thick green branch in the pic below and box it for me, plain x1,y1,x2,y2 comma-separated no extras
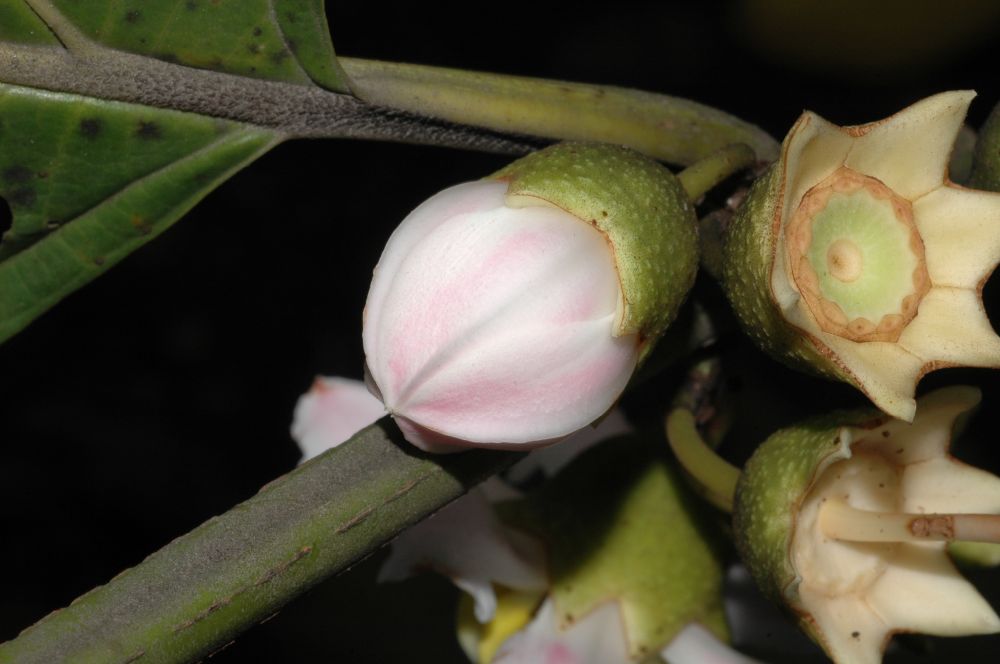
0,418,520,664
340,58,780,165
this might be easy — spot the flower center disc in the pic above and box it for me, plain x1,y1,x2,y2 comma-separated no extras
786,167,930,342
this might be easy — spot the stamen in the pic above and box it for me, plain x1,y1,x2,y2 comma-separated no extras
819,499,1000,544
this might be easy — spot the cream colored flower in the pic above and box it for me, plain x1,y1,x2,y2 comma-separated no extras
734,386,1000,664
724,91,1000,420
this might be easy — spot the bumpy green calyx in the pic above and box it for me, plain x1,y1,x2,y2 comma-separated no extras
502,435,728,660
723,166,846,381
733,410,861,607
491,142,698,359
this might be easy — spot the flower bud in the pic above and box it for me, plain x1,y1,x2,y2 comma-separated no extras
723,92,1000,421
733,387,1000,664
363,143,697,451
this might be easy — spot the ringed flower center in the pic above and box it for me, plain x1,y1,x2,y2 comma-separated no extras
786,167,930,342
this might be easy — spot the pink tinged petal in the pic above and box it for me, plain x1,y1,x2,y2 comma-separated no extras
290,376,386,462
845,91,975,200
897,287,1000,366
660,623,763,664
866,546,1000,636
378,488,546,623
364,180,638,448
493,598,631,664
505,409,632,484
913,185,1000,289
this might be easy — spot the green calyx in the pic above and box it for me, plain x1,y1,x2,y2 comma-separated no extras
732,407,872,610
501,435,728,660
491,142,698,359
722,167,845,380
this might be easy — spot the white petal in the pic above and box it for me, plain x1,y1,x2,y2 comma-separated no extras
867,545,1000,636
364,181,637,447
797,586,888,664
854,386,981,464
363,181,509,346
913,184,1000,289
493,598,631,664
845,91,975,200
505,409,632,485
810,324,924,421
661,622,762,664
378,489,546,623
897,287,1000,366
780,111,854,224
290,376,385,462
901,457,1000,514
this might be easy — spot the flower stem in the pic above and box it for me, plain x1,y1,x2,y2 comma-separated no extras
819,499,1000,544
0,418,521,664
665,408,740,512
677,143,757,201
339,58,780,166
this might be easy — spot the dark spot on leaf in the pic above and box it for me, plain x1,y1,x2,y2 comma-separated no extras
185,0,198,10
249,66,257,73
79,117,103,139
248,43,261,55
3,165,33,184
93,256,106,267
270,50,290,65
130,215,152,235
139,37,147,44
285,11,297,23
9,187,36,208
157,53,179,64
136,121,163,140
253,26,263,37
601,210,608,217
191,170,215,186
851,631,860,639
287,39,297,54
124,10,141,24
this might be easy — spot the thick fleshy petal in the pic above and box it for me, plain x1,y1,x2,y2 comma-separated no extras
897,287,1000,366
492,598,630,664
797,588,886,664
809,321,923,421
378,488,546,623
866,546,1000,636
364,180,637,446
780,112,854,222
845,91,975,200
290,376,385,462
913,184,1000,289
901,457,1000,514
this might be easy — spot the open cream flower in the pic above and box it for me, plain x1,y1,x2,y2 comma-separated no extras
724,91,1000,420
733,386,1000,664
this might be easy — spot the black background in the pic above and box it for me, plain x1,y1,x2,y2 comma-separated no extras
4,1,1000,661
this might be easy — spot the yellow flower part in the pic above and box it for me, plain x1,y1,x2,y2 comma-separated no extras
724,91,1000,420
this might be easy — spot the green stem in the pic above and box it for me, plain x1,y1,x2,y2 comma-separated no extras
340,58,780,166
677,143,757,200
665,408,740,513
0,418,520,664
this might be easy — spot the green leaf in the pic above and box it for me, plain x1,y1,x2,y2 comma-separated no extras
503,436,729,659
48,0,350,92
0,83,276,343
0,0,355,344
